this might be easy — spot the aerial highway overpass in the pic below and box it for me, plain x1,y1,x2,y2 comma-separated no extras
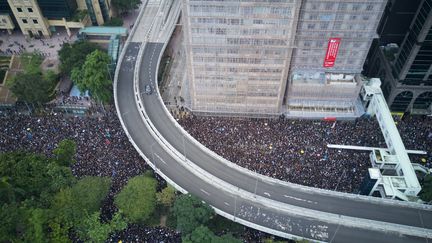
114,1,432,242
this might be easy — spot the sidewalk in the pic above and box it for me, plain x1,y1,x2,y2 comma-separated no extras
0,28,78,59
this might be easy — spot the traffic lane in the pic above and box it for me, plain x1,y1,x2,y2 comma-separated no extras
117,50,339,242
143,84,431,230
119,43,428,242
120,85,345,243
136,46,432,230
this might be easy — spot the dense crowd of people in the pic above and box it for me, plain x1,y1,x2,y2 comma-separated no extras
0,107,147,190
1,106,430,241
108,225,181,243
178,115,431,193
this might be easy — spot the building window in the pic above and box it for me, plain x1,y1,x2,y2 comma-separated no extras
17,7,23,12
33,19,38,24
28,8,33,13
22,18,28,24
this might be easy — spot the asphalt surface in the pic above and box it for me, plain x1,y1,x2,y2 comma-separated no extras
115,41,431,242
139,42,432,229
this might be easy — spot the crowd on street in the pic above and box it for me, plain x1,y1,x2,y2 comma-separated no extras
0,29,76,58
0,107,148,190
178,115,432,193
108,225,181,243
1,106,430,241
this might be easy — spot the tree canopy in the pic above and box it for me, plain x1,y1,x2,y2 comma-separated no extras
182,225,241,243
50,176,111,240
156,185,176,207
79,212,127,243
111,0,140,13
172,194,214,234
114,174,157,223
0,149,77,242
71,49,113,104
53,139,77,166
6,53,57,104
0,151,75,204
420,175,432,203
58,41,102,76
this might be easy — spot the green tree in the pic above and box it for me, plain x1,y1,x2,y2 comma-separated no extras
79,212,127,243
111,0,140,13
114,175,157,223
6,53,57,104
0,152,58,202
71,49,113,104
0,177,25,204
183,225,241,243
420,175,432,203
183,225,215,243
216,234,242,243
7,71,55,104
50,176,111,239
0,203,26,242
24,208,47,243
172,194,214,234
58,41,102,75
104,17,124,26
0,152,76,205
156,185,176,207
53,139,77,166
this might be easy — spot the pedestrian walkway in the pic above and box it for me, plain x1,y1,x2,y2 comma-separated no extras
0,28,78,58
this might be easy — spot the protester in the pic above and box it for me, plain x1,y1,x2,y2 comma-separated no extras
178,115,432,193
1,106,430,241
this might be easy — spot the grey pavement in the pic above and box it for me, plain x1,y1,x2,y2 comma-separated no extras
0,28,77,58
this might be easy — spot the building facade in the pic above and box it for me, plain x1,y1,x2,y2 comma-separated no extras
0,0,111,38
7,0,51,37
286,0,386,117
82,0,112,26
183,0,387,116
183,0,301,114
365,0,432,114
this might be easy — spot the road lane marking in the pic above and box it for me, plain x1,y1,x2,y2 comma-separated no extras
200,189,210,196
284,194,317,204
224,202,230,206
154,153,167,164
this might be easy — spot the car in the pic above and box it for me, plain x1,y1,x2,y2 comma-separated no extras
145,85,152,95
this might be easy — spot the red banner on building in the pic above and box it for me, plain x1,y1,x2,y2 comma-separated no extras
323,38,341,68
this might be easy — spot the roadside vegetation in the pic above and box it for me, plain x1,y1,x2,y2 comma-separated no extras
6,53,57,105
0,142,245,242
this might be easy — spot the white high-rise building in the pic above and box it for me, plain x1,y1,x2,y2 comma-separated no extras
182,0,387,116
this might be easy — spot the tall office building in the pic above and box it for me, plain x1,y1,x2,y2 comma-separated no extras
183,0,386,116
38,0,78,20
0,1,15,34
287,0,386,117
365,0,432,114
183,0,301,114
7,0,51,37
0,0,111,38
82,0,112,26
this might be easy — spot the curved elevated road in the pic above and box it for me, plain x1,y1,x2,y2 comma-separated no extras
115,1,432,242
